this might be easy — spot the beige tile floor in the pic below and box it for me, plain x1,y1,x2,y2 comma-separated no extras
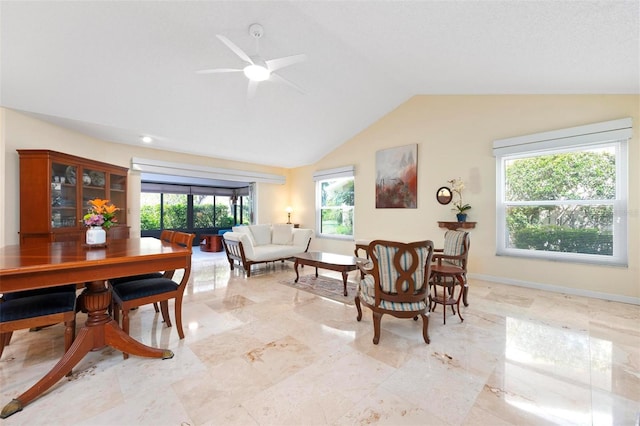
1,248,638,425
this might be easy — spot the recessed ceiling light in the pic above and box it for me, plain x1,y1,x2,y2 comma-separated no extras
141,136,153,143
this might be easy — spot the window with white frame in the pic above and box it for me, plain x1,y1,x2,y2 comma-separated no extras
494,118,631,266
314,166,355,239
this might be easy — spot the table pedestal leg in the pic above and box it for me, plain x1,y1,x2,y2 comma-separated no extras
0,281,172,419
294,260,300,283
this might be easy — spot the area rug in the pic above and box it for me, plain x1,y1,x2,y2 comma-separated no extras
278,274,357,305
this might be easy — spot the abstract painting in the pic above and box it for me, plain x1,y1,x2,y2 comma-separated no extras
375,144,418,208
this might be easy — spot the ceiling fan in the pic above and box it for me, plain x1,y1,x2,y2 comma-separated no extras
197,23,307,98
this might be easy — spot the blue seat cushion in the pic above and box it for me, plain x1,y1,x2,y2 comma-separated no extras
0,290,77,322
111,278,178,302
109,273,163,286
2,284,77,302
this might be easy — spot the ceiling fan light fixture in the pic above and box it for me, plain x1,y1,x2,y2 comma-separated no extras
243,64,270,82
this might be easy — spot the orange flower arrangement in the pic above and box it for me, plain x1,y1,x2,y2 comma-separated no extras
83,198,119,229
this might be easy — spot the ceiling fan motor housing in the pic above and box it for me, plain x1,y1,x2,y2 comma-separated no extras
249,23,264,39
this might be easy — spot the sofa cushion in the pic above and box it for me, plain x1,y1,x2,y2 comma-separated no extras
249,224,272,246
224,232,255,259
232,225,256,245
292,228,313,247
250,244,305,262
272,223,293,245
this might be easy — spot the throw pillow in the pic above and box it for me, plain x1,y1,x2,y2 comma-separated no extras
272,223,293,245
232,225,256,246
249,224,272,246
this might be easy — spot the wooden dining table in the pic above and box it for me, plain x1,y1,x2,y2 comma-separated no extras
0,237,191,418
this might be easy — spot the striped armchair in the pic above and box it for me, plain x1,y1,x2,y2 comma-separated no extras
355,240,434,345
432,230,470,307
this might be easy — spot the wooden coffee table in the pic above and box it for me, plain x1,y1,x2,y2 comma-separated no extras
293,251,363,296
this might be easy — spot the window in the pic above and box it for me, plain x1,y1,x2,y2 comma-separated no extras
162,193,188,229
494,118,631,266
140,183,252,232
140,193,161,230
314,166,355,239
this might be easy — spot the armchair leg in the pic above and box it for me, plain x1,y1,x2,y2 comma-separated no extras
463,283,469,307
372,311,382,345
420,313,430,344
355,296,363,321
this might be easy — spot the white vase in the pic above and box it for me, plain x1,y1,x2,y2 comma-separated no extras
86,226,106,245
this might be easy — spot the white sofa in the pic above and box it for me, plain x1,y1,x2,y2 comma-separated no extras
222,224,313,277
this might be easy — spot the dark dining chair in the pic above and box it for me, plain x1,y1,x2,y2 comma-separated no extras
109,230,176,317
355,240,434,345
110,232,194,358
0,285,77,362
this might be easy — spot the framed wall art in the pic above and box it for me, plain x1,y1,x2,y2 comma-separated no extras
375,144,417,208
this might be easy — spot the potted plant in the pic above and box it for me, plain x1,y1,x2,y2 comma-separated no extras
448,178,471,222
83,198,119,245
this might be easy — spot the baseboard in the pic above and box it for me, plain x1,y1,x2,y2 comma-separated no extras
469,273,640,306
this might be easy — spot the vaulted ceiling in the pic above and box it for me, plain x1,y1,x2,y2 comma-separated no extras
1,1,638,168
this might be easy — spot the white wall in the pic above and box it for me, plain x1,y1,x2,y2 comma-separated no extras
1,109,290,246
0,108,6,246
291,95,640,302
3,95,638,303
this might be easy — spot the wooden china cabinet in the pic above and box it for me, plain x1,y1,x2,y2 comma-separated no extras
18,150,129,244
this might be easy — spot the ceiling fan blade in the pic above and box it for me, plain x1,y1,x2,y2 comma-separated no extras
196,68,243,74
265,54,307,72
247,80,259,99
270,72,306,95
216,35,254,65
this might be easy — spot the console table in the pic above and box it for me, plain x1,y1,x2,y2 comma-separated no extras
438,221,476,230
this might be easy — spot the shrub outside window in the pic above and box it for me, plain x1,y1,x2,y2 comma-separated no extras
497,140,628,266
317,176,354,238
140,184,252,231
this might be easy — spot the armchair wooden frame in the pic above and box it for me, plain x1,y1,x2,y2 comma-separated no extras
432,231,470,306
355,240,434,345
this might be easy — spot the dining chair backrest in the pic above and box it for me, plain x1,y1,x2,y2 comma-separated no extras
160,230,176,243
172,232,194,250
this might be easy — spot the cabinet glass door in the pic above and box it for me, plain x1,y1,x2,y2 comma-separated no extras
81,168,106,217
51,162,77,228
109,173,127,225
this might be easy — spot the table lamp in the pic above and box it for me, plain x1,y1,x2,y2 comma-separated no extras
285,206,293,224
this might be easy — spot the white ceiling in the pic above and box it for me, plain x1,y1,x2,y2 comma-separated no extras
2,1,638,169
